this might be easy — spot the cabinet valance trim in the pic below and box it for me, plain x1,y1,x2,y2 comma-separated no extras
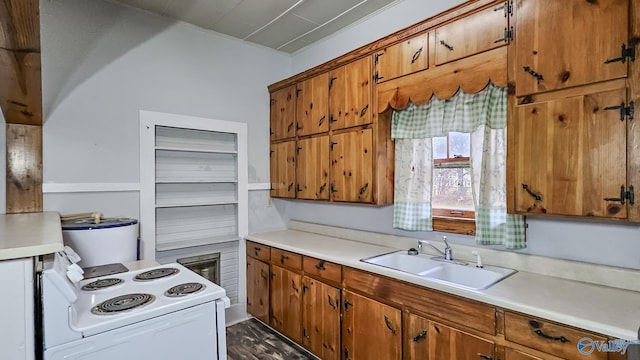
376,47,507,113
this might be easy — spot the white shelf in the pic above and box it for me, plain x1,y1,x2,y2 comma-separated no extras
155,201,239,208
156,235,241,252
155,146,238,154
155,178,238,184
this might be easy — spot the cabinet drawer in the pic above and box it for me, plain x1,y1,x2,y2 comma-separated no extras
303,256,341,283
504,312,608,360
246,241,270,262
271,248,302,270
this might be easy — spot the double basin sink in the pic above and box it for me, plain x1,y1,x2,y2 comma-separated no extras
361,250,516,290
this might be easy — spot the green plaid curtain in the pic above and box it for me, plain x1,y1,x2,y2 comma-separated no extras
392,84,526,249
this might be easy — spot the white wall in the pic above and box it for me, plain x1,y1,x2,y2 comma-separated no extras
282,0,640,270
39,0,290,233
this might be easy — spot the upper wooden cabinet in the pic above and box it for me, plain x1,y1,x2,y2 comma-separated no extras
330,128,374,203
434,4,508,66
329,57,372,131
514,0,629,97
374,33,429,83
270,141,295,198
296,73,329,136
513,87,629,219
270,85,296,140
296,135,330,200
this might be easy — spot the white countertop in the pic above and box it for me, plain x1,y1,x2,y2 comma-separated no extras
0,212,64,260
247,229,640,340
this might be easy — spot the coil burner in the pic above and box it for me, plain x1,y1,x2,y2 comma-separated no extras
91,293,155,315
165,282,206,297
134,267,179,281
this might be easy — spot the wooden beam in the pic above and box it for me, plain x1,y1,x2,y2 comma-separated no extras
6,123,42,213
0,0,42,126
1,0,42,213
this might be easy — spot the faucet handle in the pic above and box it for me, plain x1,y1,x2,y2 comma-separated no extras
442,236,450,249
472,250,483,268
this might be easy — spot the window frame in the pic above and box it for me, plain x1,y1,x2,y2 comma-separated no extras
431,133,476,236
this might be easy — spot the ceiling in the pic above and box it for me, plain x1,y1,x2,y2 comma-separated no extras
111,0,402,53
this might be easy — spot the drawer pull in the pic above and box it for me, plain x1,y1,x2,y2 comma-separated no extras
327,294,337,310
477,354,495,360
280,254,289,263
254,247,261,256
315,260,326,270
384,315,397,334
529,320,569,343
412,330,427,342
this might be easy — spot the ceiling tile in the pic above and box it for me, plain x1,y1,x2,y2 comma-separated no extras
246,13,317,49
115,0,172,15
163,0,242,29
292,0,362,24
220,0,300,28
208,15,259,39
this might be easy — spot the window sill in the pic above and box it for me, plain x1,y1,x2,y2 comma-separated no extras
432,216,475,236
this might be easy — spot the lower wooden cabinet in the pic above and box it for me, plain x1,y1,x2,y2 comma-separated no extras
342,290,402,360
504,348,544,360
246,256,269,323
403,312,429,360
428,321,495,360
270,265,302,343
301,276,341,360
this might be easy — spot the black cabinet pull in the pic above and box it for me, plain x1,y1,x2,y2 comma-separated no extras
384,315,397,334
529,320,569,343
318,115,326,127
412,330,427,342
359,183,369,195
327,294,336,310
522,183,542,201
254,247,261,256
287,122,294,132
411,47,423,64
359,104,369,117
344,299,353,310
439,40,454,51
315,260,326,270
280,254,289,263
477,354,495,360
291,279,298,292
329,76,337,89
319,183,327,194
604,185,627,205
523,66,544,82
287,183,294,192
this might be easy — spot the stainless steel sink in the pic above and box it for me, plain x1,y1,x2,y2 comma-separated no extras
361,250,517,290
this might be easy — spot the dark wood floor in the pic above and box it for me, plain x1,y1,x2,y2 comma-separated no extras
226,319,317,360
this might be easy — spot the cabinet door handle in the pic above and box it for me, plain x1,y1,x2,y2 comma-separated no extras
529,320,569,343
411,47,423,64
359,183,369,195
260,269,267,279
523,66,544,82
477,354,495,360
412,330,427,342
522,183,542,201
319,183,327,194
287,122,294,132
384,315,397,334
318,115,326,127
344,299,353,310
439,40,454,51
291,280,299,292
315,260,326,270
359,104,369,118
280,254,289,263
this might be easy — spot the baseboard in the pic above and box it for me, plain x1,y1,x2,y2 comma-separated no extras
225,303,249,326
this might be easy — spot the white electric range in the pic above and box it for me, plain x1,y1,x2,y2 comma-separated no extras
41,247,229,360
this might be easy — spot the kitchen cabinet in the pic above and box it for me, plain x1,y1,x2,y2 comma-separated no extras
513,87,629,219
329,57,372,131
503,348,544,360
428,321,495,360
296,73,329,136
434,3,508,66
246,256,269,324
296,135,330,200
403,312,429,360
270,264,302,343
270,85,296,140
514,0,628,97
374,33,429,83
504,311,609,360
342,290,402,360
301,276,341,360
270,140,296,198
330,128,373,203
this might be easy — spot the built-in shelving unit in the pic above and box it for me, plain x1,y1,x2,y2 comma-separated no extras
139,111,248,260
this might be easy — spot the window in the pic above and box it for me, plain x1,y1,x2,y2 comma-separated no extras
432,132,474,220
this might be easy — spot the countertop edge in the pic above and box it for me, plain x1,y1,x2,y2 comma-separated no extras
246,231,640,340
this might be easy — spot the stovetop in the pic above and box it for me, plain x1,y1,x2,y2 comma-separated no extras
69,263,226,336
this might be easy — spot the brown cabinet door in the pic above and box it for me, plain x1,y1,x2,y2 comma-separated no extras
403,312,429,360
270,140,296,198
330,129,373,203
296,135,330,200
428,321,495,360
270,85,296,140
375,33,429,83
246,257,269,324
513,88,628,219
342,290,401,360
301,276,341,360
434,4,507,65
296,72,329,136
504,348,544,360
270,265,302,343
515,0,628,96
329,57,372,131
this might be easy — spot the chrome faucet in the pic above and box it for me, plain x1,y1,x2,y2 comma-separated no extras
418,236,466,265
